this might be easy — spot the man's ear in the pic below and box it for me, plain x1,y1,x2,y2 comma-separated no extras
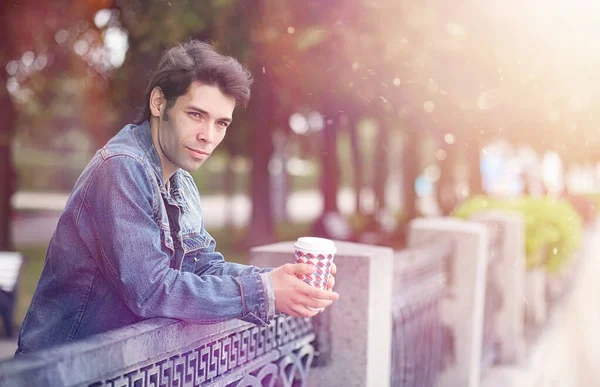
149,86,165,118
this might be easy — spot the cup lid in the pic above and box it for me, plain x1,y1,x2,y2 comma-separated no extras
294,237,336,253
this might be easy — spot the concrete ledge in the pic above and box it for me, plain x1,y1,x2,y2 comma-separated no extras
0,318,249,386
0,315,316,387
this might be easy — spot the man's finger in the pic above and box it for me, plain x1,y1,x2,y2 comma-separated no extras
301,283,339,300
291,303,321,318
327,275,335,290
330,262,337,275
289,303,308,317
297,295,334,309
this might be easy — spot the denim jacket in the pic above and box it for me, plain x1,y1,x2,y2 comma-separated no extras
16,121,275,355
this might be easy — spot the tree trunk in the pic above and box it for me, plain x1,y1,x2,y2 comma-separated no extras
110,3,154,130
0,99,16,252
223,152,236,232
271,130,288,223
0,2,16,251
373,119,389,212
436,141,456,215
243,69,276,247
321,110,340,215
402,120,419,222
311,107,350,240
466,131,483,196
233,0,276,248
349,114,363,215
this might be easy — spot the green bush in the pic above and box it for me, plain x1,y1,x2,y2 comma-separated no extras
453,195,583,273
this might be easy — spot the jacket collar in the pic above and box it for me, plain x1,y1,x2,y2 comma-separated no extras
132,120,185,196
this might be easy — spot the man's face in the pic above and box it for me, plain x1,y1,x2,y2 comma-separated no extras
153,81,235,178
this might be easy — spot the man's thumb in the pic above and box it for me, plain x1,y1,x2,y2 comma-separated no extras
293,263,317,275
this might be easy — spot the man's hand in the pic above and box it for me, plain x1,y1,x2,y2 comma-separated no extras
327,262,337,291
270,263,340,318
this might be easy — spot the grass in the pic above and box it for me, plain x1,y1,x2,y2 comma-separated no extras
13,221,311,330
14,246,48,329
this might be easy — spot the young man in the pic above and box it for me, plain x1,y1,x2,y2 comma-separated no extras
16,40,338,356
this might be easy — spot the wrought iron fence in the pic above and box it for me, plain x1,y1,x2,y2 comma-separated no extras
391,239,452,387
0,316,315,387
480,225,503,372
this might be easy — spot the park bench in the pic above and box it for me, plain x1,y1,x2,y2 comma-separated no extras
0,252,24,337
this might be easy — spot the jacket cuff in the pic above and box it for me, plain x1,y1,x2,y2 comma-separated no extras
259,272,276,319
235,273,270,326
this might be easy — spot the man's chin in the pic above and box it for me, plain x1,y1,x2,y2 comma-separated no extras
182,160,204,172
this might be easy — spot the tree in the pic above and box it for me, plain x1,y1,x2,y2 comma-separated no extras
373,118,390,213
0,1,18,251
1,0,112,250
243,59,278,246
348,112,364,215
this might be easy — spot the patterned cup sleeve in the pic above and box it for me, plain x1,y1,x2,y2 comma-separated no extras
294,249,334,289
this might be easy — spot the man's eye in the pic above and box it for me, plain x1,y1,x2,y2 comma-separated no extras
189,112,202,119
218,121,229,128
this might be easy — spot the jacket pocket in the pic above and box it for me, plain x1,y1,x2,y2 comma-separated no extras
182,233,211,254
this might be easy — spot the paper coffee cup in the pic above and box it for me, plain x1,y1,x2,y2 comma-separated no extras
294,237,336,311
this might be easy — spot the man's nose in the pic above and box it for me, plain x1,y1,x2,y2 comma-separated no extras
198,122,215,143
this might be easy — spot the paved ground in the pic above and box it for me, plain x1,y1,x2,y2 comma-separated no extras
563,222,600,385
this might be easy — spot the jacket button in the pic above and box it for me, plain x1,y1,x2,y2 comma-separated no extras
193,257,199,262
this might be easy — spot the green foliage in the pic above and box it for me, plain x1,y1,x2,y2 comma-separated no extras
453,195,583,273
15,245,48,328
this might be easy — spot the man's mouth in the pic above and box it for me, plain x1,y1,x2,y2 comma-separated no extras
187,147,210,159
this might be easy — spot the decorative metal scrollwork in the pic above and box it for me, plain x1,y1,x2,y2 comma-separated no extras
90,316,315,387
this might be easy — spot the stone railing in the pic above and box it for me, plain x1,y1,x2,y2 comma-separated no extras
1,211,590,387
408,218,490,387
472,212,526,368
0,315,315,387
251,216,524,387
479,225,502,372
391,237,451,387
479,218,599,387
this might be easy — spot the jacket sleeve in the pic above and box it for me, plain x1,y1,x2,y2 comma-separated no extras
192,233,273,277
76,155,271,325
193,234,276,319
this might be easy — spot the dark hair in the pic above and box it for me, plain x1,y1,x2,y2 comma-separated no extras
135,40,253,124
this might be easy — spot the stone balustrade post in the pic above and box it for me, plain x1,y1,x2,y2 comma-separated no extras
409,218,489,387
250,241,394,387
471,211,527,365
